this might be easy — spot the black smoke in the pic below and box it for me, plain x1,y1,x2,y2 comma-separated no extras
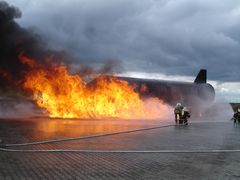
0,1,69,90
0,1,121,92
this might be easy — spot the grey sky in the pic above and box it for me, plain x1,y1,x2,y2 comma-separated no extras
6,0,240,83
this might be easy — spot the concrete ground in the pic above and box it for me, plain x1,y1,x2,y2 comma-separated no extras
0,118,240,180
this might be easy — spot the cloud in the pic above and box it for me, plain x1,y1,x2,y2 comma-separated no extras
6,0,240,82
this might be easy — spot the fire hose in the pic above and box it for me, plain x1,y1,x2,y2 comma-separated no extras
2,124,174,147
1,148,240,153
1,123,240,154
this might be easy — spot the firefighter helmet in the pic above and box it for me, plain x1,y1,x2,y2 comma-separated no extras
176,103,181,107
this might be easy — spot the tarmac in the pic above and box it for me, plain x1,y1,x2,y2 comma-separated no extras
0,117,240,180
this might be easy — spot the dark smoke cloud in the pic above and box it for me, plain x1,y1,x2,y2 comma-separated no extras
0,1,74,90
0,1,42,88
0,1,120,91
9,0,240,82
77,60,122,74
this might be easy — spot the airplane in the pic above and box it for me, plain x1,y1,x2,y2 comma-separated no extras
120,69,215,115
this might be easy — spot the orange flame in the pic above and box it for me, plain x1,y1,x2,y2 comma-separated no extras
19,53,171,119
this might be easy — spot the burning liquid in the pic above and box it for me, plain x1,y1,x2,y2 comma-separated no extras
19,53,171,119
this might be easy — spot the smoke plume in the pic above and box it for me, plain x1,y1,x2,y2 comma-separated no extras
0,1,70,90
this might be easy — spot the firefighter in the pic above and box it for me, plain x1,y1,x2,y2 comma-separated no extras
233,108,240,123
174,103,183,124
181,107,190,125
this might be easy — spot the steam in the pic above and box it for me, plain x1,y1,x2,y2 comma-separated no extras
186,95,233,122
203,97,233,121
0,100,37,118
142,97,173,121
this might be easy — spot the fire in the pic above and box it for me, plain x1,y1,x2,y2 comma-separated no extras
19,53,170,119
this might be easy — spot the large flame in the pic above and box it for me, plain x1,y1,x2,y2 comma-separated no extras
19,53,171,119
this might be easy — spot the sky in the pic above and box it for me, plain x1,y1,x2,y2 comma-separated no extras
5,0,240,102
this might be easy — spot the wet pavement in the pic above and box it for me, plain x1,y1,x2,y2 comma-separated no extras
0,118,240,179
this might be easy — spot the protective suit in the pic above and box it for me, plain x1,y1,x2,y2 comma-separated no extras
174,103,183,124
181,107,190,125
233,108,240,123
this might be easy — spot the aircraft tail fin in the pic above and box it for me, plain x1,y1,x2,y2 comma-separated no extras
194,69,207,83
